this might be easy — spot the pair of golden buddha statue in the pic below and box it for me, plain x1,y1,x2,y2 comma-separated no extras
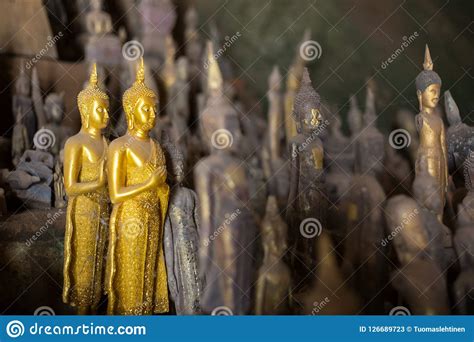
62,60,169,315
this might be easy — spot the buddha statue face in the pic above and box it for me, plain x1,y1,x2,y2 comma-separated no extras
86,97,109,129
45,93,65,124
418,83,440,111
129,95,156,132
171,153,184,184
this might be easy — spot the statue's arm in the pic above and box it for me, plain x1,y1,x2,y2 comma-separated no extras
164,214,178,301
64,139,103,196
107,143,155,204
440,125,448,185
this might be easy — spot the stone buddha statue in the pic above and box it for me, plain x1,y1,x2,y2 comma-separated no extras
255,196,291,314
286,68,326,287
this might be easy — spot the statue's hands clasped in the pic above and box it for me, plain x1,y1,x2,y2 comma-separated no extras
147,166,167,188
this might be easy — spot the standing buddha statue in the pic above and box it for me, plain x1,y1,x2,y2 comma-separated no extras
414,45,447,221
106,58,170,315
63,64,109,315
286,68,326,286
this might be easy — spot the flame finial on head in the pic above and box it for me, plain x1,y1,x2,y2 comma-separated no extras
135,57,145,84
77,62,108,117
89,63,98,87
415,44,441,92
423,44,433,71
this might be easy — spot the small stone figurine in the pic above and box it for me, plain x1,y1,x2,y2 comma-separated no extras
414,45,448,221
255,196,291,315
162,139,203,315
13,63,36,143
286,68,326,286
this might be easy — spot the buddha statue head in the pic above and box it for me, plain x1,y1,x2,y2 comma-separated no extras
293,68,322,134
123,58,158,135
162,134,185,184
416,45,441,113
77,63,109,130
45,92,65,124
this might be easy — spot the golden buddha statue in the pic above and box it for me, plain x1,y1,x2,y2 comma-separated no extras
105,58,170,315
415,45,447,221
63,63,109,315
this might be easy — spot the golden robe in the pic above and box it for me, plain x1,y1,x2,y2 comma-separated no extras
63,142,109,308
106,140,169,315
